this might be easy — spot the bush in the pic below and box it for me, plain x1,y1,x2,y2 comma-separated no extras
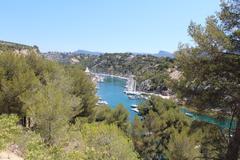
81,123,139,160
0,114,21,150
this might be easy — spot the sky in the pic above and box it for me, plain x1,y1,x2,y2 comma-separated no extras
0,0,220,53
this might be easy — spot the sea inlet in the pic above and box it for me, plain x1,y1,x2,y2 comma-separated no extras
97,75,236,129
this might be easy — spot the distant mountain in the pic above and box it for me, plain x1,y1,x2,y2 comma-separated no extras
66,49,174,58
153,50,174,58
73,49,102,55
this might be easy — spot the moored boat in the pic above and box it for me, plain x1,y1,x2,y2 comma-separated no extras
131,108,139,113
185,112,193,117
97,100,108,105
131,104,138,108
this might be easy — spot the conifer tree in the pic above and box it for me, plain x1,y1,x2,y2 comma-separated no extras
173,1,240,159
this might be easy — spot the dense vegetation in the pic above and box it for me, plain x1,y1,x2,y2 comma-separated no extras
0,40,39,54
71,53,174,94
43,52,175,94
0,50,229,160
0,0,239,159
0,51,140,159
170,0,240,159
0,48,174,159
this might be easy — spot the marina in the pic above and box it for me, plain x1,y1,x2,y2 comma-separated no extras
96,76,143,121
91,69,236,129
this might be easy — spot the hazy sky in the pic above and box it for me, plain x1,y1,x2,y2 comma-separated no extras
0,0,220,53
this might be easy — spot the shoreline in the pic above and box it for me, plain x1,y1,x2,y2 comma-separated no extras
94,72,236,129
93,72,171,100
92,72,129,80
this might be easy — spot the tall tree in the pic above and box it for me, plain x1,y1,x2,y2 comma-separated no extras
173,1,240,159
165,129,200,160
106,104,130,134
132,96,190,159
0,53,40,117
80,123,139,160
20,83,80,144
66,66,97,122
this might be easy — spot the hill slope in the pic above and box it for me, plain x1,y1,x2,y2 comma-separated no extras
0,40,39,55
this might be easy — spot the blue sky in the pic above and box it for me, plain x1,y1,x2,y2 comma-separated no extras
0,0,220,53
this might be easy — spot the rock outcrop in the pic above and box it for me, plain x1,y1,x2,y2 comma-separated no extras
0,40,39,55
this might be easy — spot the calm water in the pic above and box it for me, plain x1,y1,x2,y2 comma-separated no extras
180,108,236,129
97,76,143,121
97,76,236,129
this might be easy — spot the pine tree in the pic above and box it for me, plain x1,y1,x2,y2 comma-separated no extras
173,1,240,159
0,53,40,117
106,104,130,134
20,83,80,144
132,96,190,159
66,66,97,121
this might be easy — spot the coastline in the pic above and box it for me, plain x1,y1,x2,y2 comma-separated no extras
92,72,171,100
92,72,129,80
94,72,236,129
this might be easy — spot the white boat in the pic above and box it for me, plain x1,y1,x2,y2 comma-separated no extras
185,112,193,117
98,77,104,82
97,100,108,105
128,95,137,99
125,91,141,96
131,104,138,108
131,108,139,113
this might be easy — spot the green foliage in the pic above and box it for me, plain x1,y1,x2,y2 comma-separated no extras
219,0,240,51
0,114,66,160
66,151,84,160
0,51,98,138
173,2,240,112
0,114,21,150
66,65,97,120
132,96,190,160
20,83,80,144
0,53,40,115
94,105,112,122
165,129,200,160
189,121,228,160
171,1,240,159
22,132,50,160
106,104,130,134
75,53,173,93
81,123,139,160
93,104,131,134
0,40,38,54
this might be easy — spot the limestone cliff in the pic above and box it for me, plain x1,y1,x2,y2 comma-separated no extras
0,40,39,55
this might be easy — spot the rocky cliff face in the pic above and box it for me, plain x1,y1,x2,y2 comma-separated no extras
0,40,39,55
138,79,152,91
138,79,169,95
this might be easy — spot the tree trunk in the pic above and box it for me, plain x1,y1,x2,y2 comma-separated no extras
22,116,27,126
225,117,240,160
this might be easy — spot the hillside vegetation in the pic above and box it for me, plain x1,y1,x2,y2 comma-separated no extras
0,50,139,160
44,52,175,94
0,44,226,160
0,40,39,55
0,0,239,159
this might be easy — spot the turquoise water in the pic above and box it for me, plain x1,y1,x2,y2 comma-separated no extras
97,76,143,121
97,76,236,129
180,108,236,129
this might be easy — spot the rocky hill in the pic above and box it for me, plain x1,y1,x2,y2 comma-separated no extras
42,51,175,94
75,53,174,94
0,40,39,55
